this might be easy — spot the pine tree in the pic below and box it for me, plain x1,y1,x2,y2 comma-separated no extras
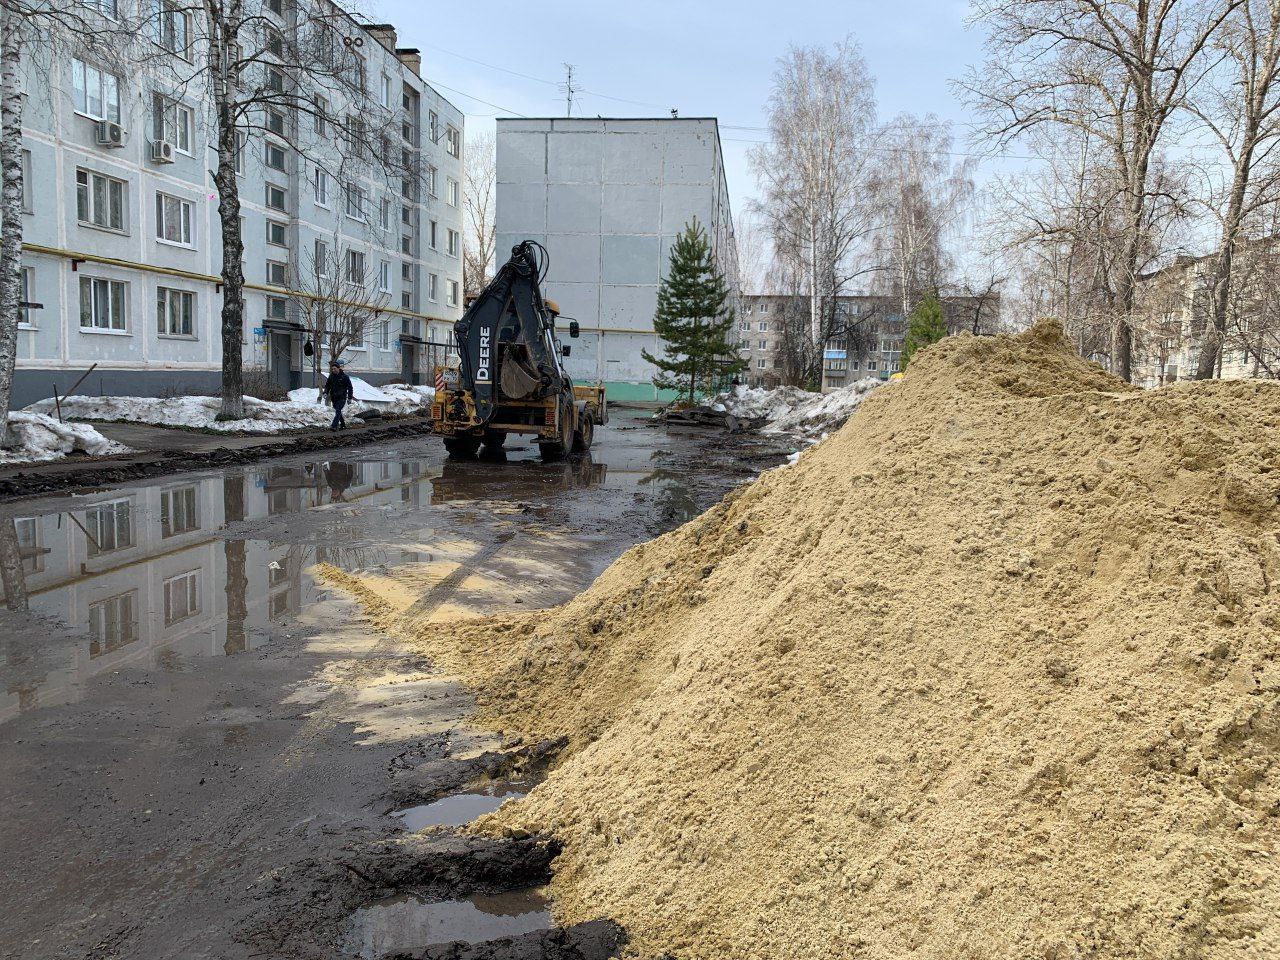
642,218,746,403
901,289,948,369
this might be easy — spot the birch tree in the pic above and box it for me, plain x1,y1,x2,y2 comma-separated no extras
463,129,495,299
965,0,1240,380
1188,0,1280,377
750,41,879,374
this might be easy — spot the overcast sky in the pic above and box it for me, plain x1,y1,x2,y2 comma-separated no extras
370,0,999,219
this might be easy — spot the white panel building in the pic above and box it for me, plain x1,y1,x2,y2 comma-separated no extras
10,5,464,408
495,117,738,402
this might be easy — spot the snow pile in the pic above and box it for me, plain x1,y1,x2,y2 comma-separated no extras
711,378,882,437
25,379,434,436
0,412,130,465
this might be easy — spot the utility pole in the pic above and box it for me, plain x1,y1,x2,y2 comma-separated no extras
562,63,576,117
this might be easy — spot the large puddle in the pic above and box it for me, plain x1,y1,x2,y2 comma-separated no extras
346,889,552,958
395,782,529,831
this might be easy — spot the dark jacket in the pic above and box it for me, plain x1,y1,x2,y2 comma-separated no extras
324,369,354,405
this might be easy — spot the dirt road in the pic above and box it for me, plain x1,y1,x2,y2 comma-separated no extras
0,413,785,960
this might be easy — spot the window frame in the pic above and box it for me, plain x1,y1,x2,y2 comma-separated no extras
71,59,121,123
79,276,128,333
265,182,288,212
155,191,195,247
156,285,196,338
76,168,127,233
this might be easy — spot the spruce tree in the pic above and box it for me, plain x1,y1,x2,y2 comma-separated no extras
901,289,948,369
643,218,746,403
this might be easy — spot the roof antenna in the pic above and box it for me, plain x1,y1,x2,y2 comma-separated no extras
671,108,678,118
562,63,576,117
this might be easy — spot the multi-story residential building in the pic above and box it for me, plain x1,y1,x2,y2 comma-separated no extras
733,291,1000,390
10,8,463,408
495,117,738,402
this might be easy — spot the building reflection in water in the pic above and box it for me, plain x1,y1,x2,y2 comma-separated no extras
0,457,437,723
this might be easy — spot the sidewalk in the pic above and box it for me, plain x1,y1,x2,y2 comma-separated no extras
0,416,436,501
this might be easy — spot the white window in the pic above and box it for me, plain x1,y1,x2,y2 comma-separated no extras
163,570,200,624
446,177,458,207
155,192,194,246
868,360,878,371
159,486,198,537
380,73,392,108
266,183,287,211
265,66,285,93
345,249,364,283
265,141,287,171
156,286,194,337
758,339,767,350
738,321,749,332
266,219,287,246
79,277,127,331
85,498,131,555
313,95,328,135
314,238,329,275
89,592,137,650
446,229,459,257
756,358,766,370
428,110,438,142
760,302,769,313
152,0,190,55
84,0,119,15
72,59,121,122
76,169,125,231
378,259,390,292
380,196,392,231
445,125,460,158
428,273,438,301
344,182,365,219
313,167,328,206
20,148,31,213
427,165,437,197
233,130,246,175
266,108,285,136
758,320,768,331
380,320,390,349
266,260,287,285
263,26,284,59
429,220,437,249
447,279,459,307
266,295,287,320
18,267,34,329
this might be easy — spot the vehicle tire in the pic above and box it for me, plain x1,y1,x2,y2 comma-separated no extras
571,414,594,453
443,436,481,459
539,403,574,461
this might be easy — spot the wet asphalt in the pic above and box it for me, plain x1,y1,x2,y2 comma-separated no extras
0,413,786,960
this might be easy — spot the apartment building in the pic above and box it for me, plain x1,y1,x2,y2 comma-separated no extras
495,117,738,402
10,3,464,408
733,291,1000,390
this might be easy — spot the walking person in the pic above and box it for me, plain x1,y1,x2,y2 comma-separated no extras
323,360,354,432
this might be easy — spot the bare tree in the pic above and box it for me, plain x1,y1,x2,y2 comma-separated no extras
288,235,391,390
463,129,494,299
1188,0,1280,378
965,0,1240,380
750,40,880,376
734,212,770,294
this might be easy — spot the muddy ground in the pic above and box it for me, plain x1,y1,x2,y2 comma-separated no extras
0,413,787,960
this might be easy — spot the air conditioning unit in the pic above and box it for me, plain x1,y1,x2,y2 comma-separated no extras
150,139,176,164
96,121,126,148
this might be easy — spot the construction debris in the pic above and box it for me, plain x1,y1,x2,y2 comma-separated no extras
328,320,1280,960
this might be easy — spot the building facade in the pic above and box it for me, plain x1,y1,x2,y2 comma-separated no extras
10,4,464,408
733,291,1000,390
494,117,738,402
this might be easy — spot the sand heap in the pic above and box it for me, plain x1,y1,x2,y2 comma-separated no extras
328,320,1280,959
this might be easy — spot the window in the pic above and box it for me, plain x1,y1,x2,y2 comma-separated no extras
85,498,131,556
233,130,246,175
72,59,121,122
344,182,365,219
20,148,31,213
345,249,364,283
14,266,36,329
314,238,329,275
345,114,368,160
265,141,287,171
758,339,767,350
266,260,287,285
79,277,127,331
265,183,287,211
155,192,194,246
447,279,459,307
428,273,438,302
758,320,768,331
757,358,766,370
445,125,460,158
313,95,328,135
379,196,392,231
153,0,190,56
160,485,198,537
401,261,412,280
152,94,192,152
89,593,137,654
84,0,118,15
163,570,200,625
760,302,769,313
400,234,412,255
380,74,392,108
380,320,390,349
266,219,287,246
427,165,437,197
264,27,284,59
428,110,438,142
265,66,285,93
446,229,458,257
738,321,749,332
266,108,285,136
313,167,328,206
379,259,390,292
266,296,287,321
446,177,458,207
401,291,411,309
868,360,878,371
156,286,194,337
429,220,437,249
76,169,125,231
267,0,283,14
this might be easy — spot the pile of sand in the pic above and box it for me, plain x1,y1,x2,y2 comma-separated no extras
327,320,1280,959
